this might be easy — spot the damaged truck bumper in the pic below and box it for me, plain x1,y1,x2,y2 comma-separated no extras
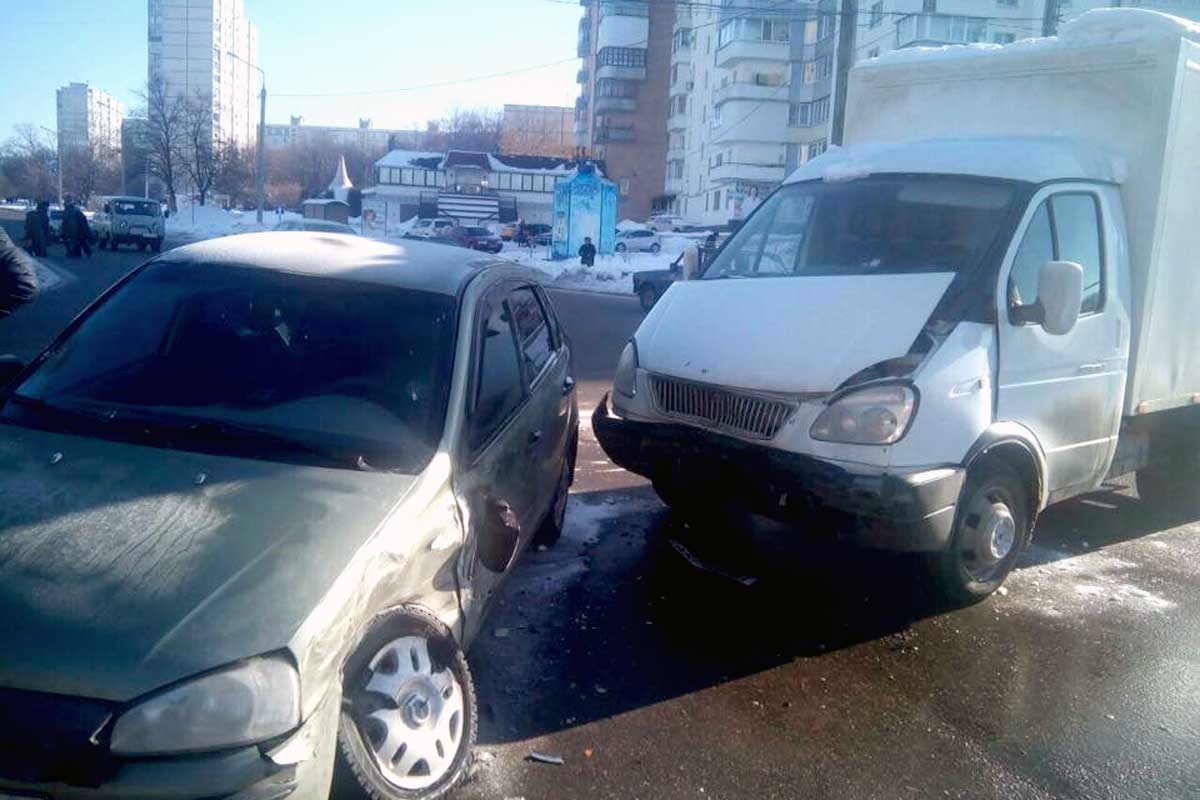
593,395,964,552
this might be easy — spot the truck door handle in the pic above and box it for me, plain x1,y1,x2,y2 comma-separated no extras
1078,363,1105,374
562,376,576,396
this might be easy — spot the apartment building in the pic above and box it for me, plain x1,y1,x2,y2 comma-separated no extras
56,83,124,155
264,117,423,152
500,105,577,158
148,0,260,149
575,0,674,221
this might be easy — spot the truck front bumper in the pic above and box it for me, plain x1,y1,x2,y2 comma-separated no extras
593,395,964,552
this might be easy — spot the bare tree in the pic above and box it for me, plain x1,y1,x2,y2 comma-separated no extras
215,145,255,208
140,81,188,212
182,93,224,206
62,140,120,203
272,133,341,200
436,108,504,152
2,124,58,199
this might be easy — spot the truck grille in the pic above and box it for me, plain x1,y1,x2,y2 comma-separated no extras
649,375,795,440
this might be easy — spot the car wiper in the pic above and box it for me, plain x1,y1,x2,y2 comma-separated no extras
145,415,364,469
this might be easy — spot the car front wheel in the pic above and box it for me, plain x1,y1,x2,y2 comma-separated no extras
338,608,477,800
649,243,661,253
615,243,626,252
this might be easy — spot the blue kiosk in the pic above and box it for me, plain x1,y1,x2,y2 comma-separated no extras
551,164,618,260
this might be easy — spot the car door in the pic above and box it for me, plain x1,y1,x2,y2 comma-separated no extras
506,283,573,519
996,185,1128,497
455,283,543,641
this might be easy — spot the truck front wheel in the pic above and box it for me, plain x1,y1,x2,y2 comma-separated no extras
925,462,1031,605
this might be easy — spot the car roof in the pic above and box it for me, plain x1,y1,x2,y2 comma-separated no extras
155,232,525,296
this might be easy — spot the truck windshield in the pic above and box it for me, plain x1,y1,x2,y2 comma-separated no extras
703,177,1020,279
2,262,456,472
112,200,160,216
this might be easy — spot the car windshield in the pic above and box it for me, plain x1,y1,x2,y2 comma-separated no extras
2,262,455,472
113,200,159,216
464,227,491,236
703,177,1020,279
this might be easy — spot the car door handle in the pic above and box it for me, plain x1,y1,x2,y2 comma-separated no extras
562,376,576,396
528,430,543,445
1078,363,1105,374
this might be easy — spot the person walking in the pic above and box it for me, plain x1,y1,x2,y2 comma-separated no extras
578,236,597,267
62,200,91,259
23,202,47,257
0,226,39,319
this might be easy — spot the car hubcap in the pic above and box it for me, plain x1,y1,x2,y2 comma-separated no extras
960,489,1019,583
357,636,464,790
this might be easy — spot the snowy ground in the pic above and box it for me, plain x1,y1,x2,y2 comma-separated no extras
166,200,303,241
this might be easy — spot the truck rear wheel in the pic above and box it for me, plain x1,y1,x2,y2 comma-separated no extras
925,462,1031,605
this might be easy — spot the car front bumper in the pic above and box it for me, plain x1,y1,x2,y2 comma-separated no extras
593,395,964,552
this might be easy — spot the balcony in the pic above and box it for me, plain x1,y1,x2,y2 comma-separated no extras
671,42,692,65
714,81,788,107
895,14,991,49
577,67,589,84
667,112,688,131
577,18,591,58
594,95,637,113
667,145,685,161
597,6,650,51
665,176,686,195
596,63,646,81
709,161,786,184
575,95,589,112
597,1,649,21
574,126,589,147
712,102,789,144
715,38,790,68
594,124,636,143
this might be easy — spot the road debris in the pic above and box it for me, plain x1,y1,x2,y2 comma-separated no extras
668,539,758,586
527,752,565,766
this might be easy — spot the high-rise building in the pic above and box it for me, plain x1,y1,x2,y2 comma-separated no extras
56,82,124,155
263,117,424,152
500,105,577,158
147,0,260,150
575,0,674,220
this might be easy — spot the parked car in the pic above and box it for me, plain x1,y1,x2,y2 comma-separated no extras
646,214,694,232
406,217,456,240
633,260,682,311
595,13,1200,604
450,225,504,253
93,196,165,252
498,221,519,240
615,229,662,253
274,218,358,235
0,233,578,800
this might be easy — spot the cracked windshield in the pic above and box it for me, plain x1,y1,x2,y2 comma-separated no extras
0,1,1198,799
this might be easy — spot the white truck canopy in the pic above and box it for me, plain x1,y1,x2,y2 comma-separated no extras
806,9,1200,416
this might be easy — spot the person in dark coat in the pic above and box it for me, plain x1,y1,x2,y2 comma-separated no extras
578,236,597,267
23,204,47,257
0,227,39,319
62,200,91,259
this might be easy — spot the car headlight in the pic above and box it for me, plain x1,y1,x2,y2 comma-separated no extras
109,655,300,756
810,384,917,445
614,340,638,398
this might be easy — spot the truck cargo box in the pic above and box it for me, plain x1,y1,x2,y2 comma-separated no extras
844,10,1200,416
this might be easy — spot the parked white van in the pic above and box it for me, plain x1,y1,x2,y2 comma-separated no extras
93,196,164,252
595,10,1200,601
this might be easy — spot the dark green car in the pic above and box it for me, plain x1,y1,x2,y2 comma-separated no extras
0,232,578,800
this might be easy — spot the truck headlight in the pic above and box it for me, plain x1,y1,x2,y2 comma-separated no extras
614,340,638,398
810,384,916,445
109,655,301,756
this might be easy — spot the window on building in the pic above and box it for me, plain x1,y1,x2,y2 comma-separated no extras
869,2,884,28
996,0,1018,6
923,0,937,12
619,178,631,196
818,14,836,39
804,19,818,44
789,96,831,127
712,190,721,210
597,47,646,68
993,31,1016,43
809,139,828,160
401,168,414,185
672,27,692,52
598,78,635,97
718,17,790,47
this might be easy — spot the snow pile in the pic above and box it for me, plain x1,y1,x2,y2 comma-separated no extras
497,240,684,295
616,219,649,232
166,199,302,240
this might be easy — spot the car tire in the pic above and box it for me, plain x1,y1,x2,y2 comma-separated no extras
337,607,477,800
924,461,1031,605
638,285,659,312
151,240,162,253
615,243,626,253
534,456,572,549
649,243,661,253
138,242,148,252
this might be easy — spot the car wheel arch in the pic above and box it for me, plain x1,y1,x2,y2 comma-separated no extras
963,422,1048,515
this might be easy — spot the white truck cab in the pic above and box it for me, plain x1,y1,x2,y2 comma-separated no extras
595,9,1200,601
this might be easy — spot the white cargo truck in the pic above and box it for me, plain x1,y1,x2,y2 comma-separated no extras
594,9,1200,601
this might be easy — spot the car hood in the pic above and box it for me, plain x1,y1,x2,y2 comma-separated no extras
635,273,955,394
0,426,418,702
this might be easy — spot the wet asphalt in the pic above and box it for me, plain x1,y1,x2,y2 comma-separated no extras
2,216,1198,799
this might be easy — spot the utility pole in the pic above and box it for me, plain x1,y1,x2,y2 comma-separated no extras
1042,0,1060,37
830,0,858,147
228,50,266,224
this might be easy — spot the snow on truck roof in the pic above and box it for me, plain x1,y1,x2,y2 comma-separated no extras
785,137,1126,187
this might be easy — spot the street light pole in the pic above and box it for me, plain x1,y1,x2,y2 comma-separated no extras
227,51,266,225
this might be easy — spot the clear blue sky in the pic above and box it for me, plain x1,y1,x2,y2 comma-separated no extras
0,0,581,142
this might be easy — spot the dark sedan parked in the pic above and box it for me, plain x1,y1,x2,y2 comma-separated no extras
0,233,578,800
450,225,503,254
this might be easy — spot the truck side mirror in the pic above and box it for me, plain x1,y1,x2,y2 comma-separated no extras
1038,260,1083,336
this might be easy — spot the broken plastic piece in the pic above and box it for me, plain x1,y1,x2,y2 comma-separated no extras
527,752,565,766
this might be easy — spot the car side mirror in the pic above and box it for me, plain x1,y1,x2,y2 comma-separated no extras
476,494,521,573
0,355,26,390
1036,260,1083,336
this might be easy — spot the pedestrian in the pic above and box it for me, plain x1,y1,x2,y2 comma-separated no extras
680,242,701,280
578,236,597,268
23,203,47,257
0,226,39,319
516,219,528,248
62,199,91,259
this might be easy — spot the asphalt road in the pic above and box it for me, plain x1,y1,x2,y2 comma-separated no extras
2,217,1198,800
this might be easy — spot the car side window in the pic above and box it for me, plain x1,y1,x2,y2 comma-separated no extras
1008,201,1054,310
470,298,525,451
508,286,555,383
1051,194,1104,315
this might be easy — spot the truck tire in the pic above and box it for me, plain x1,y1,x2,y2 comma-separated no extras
337,607,476,800
1136,465,1200,518
925,462,1031,605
